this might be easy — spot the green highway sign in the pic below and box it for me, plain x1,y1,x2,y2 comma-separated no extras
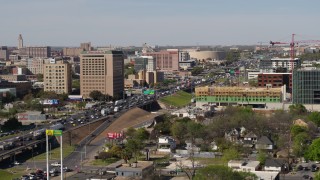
46,129,63,136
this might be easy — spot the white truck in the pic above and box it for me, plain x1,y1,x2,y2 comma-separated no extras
114,100,124,106
101,108,110,116
114,106,119,113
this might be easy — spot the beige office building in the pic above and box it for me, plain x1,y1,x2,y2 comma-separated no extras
80,51,124,98
43,59,72,94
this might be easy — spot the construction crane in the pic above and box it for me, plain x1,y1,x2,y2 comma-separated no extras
270,33,320,72
256,41,269,53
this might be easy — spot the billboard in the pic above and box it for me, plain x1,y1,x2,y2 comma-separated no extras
42,99,59,105
107,132,123,139
143,89,155,95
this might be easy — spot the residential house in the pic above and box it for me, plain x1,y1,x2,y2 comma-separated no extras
255,136,274,150
225,127,246,143
228,160,260,172
264,159,287,172
157,136,176,153
115,161,153,179
243,132,258,148
210,141,218,151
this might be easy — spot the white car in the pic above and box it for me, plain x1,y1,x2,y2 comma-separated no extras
173,154,182,158
51,162,61,167
14,161,22,165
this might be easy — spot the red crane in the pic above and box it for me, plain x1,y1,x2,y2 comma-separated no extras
270,34,320,72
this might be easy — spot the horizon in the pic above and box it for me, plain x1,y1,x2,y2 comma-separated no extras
1,0,320,47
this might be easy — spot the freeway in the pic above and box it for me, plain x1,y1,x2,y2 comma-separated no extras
0,98,156,161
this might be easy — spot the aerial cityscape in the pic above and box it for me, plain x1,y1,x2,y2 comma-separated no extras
2,1,320,180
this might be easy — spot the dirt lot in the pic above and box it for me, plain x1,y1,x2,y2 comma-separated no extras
92,107,158,143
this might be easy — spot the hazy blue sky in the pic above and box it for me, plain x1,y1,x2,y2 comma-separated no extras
1,0,320,46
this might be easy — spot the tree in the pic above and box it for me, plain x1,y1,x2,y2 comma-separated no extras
305,138,320,161
72,79,80,89
257,151,267,165
194,165,257,180
125,127,136,138
289,104,307,115
307,111,320,126
191,67,203,76
222,148,240,162
97,152,112,160
109,145,123,158
2,117,22,131
76,102,86,110
89,90,103,101
134,128,150,142
290,125,307,138
293,132,310,157
1,92,16,104
36,74,43,82
125,139,143,162
171,122,187,143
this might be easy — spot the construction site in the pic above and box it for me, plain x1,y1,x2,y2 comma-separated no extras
195,85,284,108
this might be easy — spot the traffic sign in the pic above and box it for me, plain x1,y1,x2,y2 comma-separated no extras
46,129,62,136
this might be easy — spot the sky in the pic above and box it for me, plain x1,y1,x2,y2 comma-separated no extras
1,0,320,47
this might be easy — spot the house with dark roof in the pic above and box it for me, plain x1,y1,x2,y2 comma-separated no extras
264,159,287,172
255,136,274,150
243,132,258,147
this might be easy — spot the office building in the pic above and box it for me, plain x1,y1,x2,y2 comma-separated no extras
0,79,31,98
18,34,23,49
188,50,226,61
145,56,156,72
63,47,82,57
195,86,283,107
26,58,49,75
0,46,9,60
80,42,91,51
0,74,27,81
80,51,124,98
142,49,179,71
259,58,301,72
258,73,292,92
19,46,51,58
134,57,148,72
43,59,72,94
293,69,320,104
179,51,190,61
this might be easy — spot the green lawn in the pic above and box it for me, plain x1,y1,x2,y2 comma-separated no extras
90,158,120,166
160,91,192,107
0,169,24,180
194,157,227,166
32,145,75,161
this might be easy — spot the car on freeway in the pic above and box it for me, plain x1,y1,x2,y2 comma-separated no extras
13,161,22,165
51,162,61,167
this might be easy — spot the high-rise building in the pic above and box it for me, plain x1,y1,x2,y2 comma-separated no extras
145,56,156,72
134,57,148,72
80,42,91,51
19,46,51,58
80,51,124,98
293,69,320,104
43,59,72,94
26,58,49,75
142,49,179,72
259,58,301,72
0,46,9,60
179,51,190,62
18,34,23,49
